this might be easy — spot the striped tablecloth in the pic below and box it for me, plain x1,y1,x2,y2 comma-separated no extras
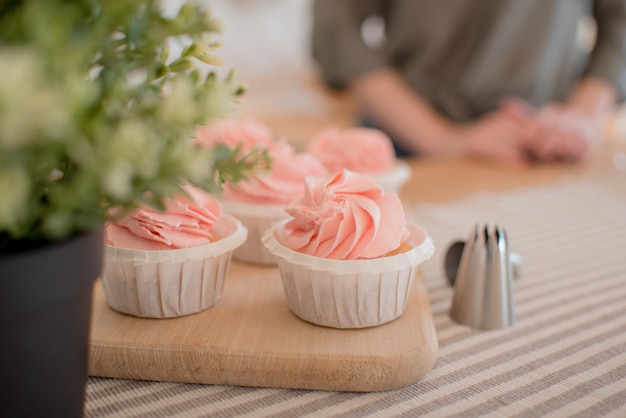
85,168,626,417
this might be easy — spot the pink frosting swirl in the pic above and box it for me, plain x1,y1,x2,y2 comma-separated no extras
276,170,408,260
193,118,274,153
307,127,396,174
223,139,327,205
105,186,221,250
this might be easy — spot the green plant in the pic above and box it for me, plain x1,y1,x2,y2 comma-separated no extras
0,0,265,251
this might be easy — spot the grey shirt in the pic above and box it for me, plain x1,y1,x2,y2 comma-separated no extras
312,0,626,121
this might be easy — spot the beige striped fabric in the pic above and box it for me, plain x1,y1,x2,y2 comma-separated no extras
85,169,626,418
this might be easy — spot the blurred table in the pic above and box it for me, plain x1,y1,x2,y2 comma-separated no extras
85,142,626,417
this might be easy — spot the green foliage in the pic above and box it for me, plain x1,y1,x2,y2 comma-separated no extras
0,0,263,246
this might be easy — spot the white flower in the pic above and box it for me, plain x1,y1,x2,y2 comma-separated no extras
182,146,211,184
157,77,197,126
0,49,71,148
110,120,161,179
101,160,135,201
0,165,30,229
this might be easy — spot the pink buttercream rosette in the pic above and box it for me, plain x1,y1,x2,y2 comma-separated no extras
262,170,435,328
101,186,247,318
307,127,411,193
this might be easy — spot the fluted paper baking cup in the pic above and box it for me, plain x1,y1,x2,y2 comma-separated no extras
262,221,435,328
220,199,288,265
101,213,247,318
365,160,411,193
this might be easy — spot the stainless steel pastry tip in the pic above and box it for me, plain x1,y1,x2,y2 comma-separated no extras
449,224,515,329
444,240,523,286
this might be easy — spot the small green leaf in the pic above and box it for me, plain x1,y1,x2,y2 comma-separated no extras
159,42,170,63
181,43,197,57
154,63,168,78
233,84,247,96
196,54,222,66
168,58,193,72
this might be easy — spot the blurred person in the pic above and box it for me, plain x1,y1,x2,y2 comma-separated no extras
312,0,626,164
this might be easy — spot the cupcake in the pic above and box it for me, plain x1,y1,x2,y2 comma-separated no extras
194,117,274,152
262,170,435,329
101,185,247,318
195,118,327,265
307,127,411,193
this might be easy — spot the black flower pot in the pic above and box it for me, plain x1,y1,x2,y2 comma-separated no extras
0,229,104,418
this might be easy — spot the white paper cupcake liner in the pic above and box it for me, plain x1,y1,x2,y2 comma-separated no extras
365,160,411,193
262,221,435,328
101,213,247,318
220,199,289,265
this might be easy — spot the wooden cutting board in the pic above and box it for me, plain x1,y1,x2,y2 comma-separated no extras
88,261,438,392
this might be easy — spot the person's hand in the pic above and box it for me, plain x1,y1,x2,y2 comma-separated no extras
448,107,532,166
522,104,600,162
500,97,603,163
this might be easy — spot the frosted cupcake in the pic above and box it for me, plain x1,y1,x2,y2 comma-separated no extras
195,117,327,264
262,170,434,329
307,127,411,193
101,186,247,318
220,139,327,264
